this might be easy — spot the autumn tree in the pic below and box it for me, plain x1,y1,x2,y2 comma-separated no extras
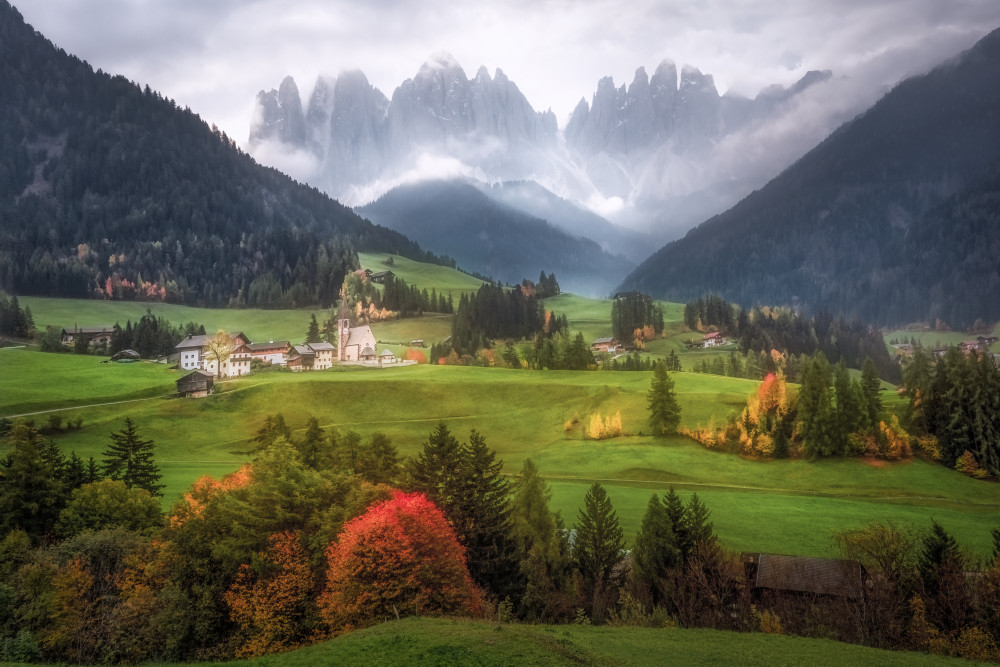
318,491,480,629
223,530,314,657
204,329,233,378
648,361,681,434
102,418,163,496
573,482,626,623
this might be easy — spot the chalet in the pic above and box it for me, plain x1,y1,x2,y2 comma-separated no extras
286,345,316,372
379,349,397,364
591,337,620,353
308,341,336,370
176,370,215,398
960,340,981,354
247,340,290,366
61,325,115,347
744,553,866,599
175,332,251,377
979,335,998,347
702,331,727,348
369,270,396,284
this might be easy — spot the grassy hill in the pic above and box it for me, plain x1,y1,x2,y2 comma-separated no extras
357,252,485,300
3,348,997,559
195,616,973,666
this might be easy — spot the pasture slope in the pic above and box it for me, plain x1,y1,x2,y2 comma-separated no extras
194,617,974,666
2,347,997,560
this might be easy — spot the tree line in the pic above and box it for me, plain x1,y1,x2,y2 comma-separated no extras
2,411,997,662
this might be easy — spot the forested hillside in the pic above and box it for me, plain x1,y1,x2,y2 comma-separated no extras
0,1,436,308
620,26,1000,328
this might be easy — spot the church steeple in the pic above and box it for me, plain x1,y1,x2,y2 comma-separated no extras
337,296,350,361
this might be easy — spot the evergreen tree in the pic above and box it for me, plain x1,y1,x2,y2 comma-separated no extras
798,352,836,457
252,413,293,452
860,357,884,431
573,483,626,623
511,459,571,620
683,493,716,553
833,360,863,454
305,314,321,343
355,432,400,485
663,486,689,559
295,416,328,470
101,418,163,496
407,422,466,507
630,493,679,606
0,421,67,537
648,361,681,434
562,332,594,370
903,345,933,434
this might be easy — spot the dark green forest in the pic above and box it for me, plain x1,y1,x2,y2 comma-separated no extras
0,1,443,308
621,26,1000,328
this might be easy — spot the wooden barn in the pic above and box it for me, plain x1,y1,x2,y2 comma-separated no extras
744,553,866,599
176,370,215,398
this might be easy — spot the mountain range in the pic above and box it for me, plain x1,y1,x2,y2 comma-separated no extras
619,26,1000,328
249,54,842,239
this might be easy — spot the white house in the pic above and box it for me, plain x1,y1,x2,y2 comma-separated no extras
309,341,336,369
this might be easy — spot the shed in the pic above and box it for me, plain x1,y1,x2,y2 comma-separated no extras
379,349,397,363
176,370,215,398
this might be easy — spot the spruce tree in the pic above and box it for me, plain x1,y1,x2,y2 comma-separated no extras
648,361,681,434
573,483,625,623
860,357,884,431
631,493,679,605
0,421,67,537
102,418,163,496
305,314,321,343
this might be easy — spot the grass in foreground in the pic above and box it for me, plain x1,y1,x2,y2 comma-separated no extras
201,617,974,667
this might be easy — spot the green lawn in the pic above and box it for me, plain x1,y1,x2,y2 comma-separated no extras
6,350,998,559
21,296,325,344
201,616,974,667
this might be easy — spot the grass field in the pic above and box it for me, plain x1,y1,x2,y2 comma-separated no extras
357,252,484,300
202,616,973,666
4,348,998,559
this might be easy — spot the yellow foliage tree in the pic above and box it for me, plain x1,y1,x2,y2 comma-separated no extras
587,413,606,440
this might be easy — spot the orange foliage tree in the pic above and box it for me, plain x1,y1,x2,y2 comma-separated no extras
318,490,480,631
223,530,315,657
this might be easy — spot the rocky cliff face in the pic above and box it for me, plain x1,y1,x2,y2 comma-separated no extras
249,54,834,239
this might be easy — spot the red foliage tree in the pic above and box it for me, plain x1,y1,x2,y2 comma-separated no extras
319,490,481,630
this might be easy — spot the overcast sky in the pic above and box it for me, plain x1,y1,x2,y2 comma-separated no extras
15,0,1000,145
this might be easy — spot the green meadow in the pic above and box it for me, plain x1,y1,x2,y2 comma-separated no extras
357,251,485,300
209,616,972,667
4,346,998,559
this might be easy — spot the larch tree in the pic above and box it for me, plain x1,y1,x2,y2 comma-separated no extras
648,361,681,435
102,418,163,496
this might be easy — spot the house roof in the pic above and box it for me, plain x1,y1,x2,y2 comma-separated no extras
291,344,315,356
248,340,289,351
704,332,723,339
361,346,376,356
379,349,395,357
308,342,336,351
593,337,617,345
177,370,215,382
175,334,210,349
752,554,864,598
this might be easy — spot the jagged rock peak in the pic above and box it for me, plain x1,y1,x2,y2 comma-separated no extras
418,51,464,75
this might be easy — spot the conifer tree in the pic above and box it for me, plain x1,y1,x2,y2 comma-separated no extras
305,314,321,343
798,352,836,457
648,361,681,434
631,493,679,606
573,483,625,623
860,357,884,431
0,421,67,537
102,418,163,496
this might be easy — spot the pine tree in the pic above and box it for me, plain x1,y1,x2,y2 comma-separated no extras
102,418,163,496
648,361,681,434
798,352,836,457
0,421,68,537
573,483,625,623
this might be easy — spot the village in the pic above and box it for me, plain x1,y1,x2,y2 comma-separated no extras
59,305,415,398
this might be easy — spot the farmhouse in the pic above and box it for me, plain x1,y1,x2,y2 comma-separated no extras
591,337,620,354
61,325,115,347
176,370,215,398
286,344,316,372
309,341,336,370
247,340,290,366
175,332,251,377
744,553,866,599
702,331,727,348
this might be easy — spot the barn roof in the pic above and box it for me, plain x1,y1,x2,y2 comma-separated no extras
248,340,289,351
752,554,864,598
308,342,335,351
